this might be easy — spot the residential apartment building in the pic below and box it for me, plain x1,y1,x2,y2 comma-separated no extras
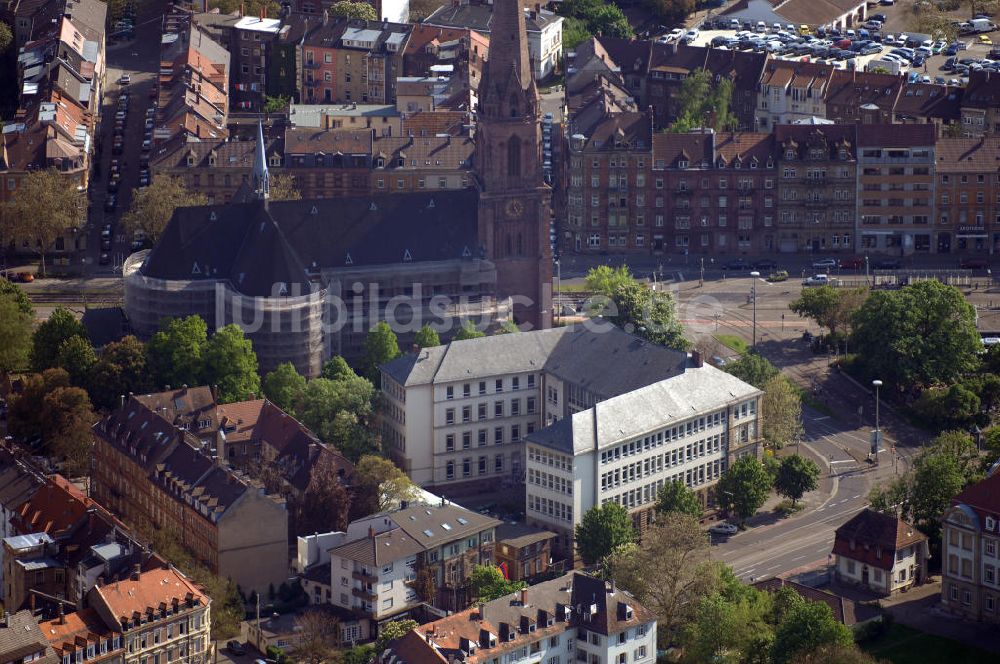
379,325,689,492
942,472,1000,623
424,0,562,81
857,124,936,255
401,25,488,87
525,354,761,557
0,610,56,664
90,566,211,664
40,609,124,664
385,572,657,664
825,70,902,125
934,137,1000,255
302,18,410,105
756,61,833,129
959,70,1000,136
774,124,857,254
90,391,289,595
832,509,929,596
495,524,558,583
328,502,500,622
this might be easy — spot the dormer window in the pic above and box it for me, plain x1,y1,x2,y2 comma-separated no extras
186,154,195,166
678,159,688,168
208,154,217,166
785,150,795,160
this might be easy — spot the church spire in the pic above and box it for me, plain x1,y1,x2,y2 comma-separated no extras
484,0,532,92
252,120,270,200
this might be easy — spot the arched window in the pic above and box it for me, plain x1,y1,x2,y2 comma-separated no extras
509,94,519,118
507,136,521,178
506,234,513,257
517,233,523,256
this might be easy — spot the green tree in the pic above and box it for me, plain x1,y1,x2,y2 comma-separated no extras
585,265,633,297
0,277,33,315
362,321,400,382
453,321,486,340
353,455,420,515
497,320,521,334
655,479,702,518
851,280,981,390
56,335,96,387
646,0,695,28
203,324,260,403
414,325,441,348
771,600,853,664
296,466,350,536
607,514,720,645
146,315,208,389
31,308,88,372
264,95,290,114
0,22,12,54
681,589,774,663
607,281,688,350
343,644,375,664
563,17,593,50
789,285,841,335
87,336,152,411
575,502,636,565
321,355,355,381
329,0,377,19
0,294,34,374
468,565,526,602
913,383,983,431
717,456,772,525
262,362,306,413
290,609,341,664
670,69,734,133
374,619,418,653
270,173,301,201
121,176,206,244
4,169,85,275
773,455,820,506
294,374,376,461
42,386,97,476
556,0,632,49
761,375,803,449
7,368,70,442
724,352,779,389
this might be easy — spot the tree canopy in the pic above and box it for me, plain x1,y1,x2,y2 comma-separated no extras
56,335,96,387
453,321,486,340
557,0,631,49
789,286,867,338
671,69,736,133
374,620,418,654
362,321,400,382
717,455,772,524
724,352,779,389
655,479,703,518
414,325,441,348
4,169,85,275
851,280,980,390
575,502,636,564
31,308,88,372
42,386,97,477
353,455,420,516
122,176,206,244
329,0,377,19
0,294,34,374
262,362,307,413
468,565,526,602
773,455,820,506
87,336,152,410
761,375,803,449
0,278,33,315
146,315,209,389
294,372,377,462
771,599,853,664
202,324,261,403
606,281,689,350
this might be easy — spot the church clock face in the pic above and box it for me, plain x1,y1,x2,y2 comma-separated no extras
505,199,524,219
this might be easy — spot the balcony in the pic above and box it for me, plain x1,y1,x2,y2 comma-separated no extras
305,79,320,87
352,569,377,583
303,61,320,69
352,587,377,601
804,199,827,208
802,177,827,185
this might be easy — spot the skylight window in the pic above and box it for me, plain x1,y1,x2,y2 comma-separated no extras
457,517,469,525
423,529,434,537
441,523,452,531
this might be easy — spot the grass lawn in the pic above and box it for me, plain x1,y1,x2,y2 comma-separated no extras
714,334,749,354
860,624,996,664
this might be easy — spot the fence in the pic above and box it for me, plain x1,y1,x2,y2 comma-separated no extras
831,269,993,290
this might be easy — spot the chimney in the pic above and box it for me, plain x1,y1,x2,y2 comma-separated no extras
58,604,65,625
691,350,703,368
96,575,104,587
610,578,616,595
323,8,328,24
368,525,375,538
478,602,486,622
520,587,528,606
211,384,219,402
131,563,141,581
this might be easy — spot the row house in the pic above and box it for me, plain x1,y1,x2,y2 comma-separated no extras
302,17,410,105
832,509,929,596
90,392,289,596
942,472,1000,624
757,61,833,129
0,610,56,664
825,70,902,125
960,70,1000,137
934,137,1000,255
857,124,936,255
774,124,857,254
155,14,230,144
423,0,561,81
39,608,124,664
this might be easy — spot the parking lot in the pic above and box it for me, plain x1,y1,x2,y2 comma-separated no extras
653,3,1000,86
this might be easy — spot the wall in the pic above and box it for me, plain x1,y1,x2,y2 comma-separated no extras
217,488,289,595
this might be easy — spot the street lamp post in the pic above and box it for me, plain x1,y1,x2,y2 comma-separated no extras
750,271,760,348
872,379,883,465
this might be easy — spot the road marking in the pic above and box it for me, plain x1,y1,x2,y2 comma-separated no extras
812,416,831,421
852,494,862,499
791,555,806,561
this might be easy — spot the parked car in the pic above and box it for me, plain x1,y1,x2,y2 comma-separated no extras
722,258,749,270
226,641,246,656
803,274,831,286
754,259,778,270
709,523,739,536
767,270,789,282
13,271,34,283
960,257,989,269
119,73,130,85
873,259,902,270
839,256,864,269
812,258,837,268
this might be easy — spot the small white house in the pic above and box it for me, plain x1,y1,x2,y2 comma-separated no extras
833,508,929,596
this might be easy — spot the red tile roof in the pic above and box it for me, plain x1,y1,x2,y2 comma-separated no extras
951,472,1000,529
94,566,207,624
832,509,927,571
14,475,98,537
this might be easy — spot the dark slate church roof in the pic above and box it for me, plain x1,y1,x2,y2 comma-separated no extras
140,190,481,297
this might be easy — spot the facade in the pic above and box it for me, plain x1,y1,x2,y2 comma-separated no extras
0,448,44,598
934,137,1000,256
525,354,761,558
941,472,1000,623
960,70,1000,136
495,524,558,583
90,566,211,664
832,509,929,596
90,391,290,595
756,61,834,130
327,502,501,621
378,325,689,493
424,0,562,81
2,533,63,614
384,572,656,664
774,125,857,254
857,125,936,256
40,609,124,664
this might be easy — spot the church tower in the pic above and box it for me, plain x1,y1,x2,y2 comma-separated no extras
475,0,552,329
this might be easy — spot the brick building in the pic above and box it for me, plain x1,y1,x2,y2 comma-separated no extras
942,472,1000,623
934,136,1000,255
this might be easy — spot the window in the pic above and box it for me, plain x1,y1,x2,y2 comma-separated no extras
479,403,487,421
463,458,471,477
462,406,471,423
495,401,504,417
446,461,455,480
446,434,455,451
463,432,471,449
495,455,504,472
496,379,504,392
446,408,455,425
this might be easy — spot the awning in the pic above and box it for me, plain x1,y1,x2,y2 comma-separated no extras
957,234,989,239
